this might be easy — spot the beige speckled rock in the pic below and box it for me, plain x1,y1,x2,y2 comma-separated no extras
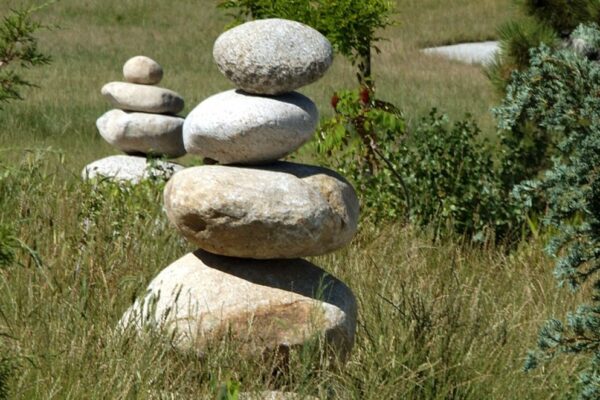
101,82,184,114
213,19,333,95
119,251,357,361
163,163,360,259
123,56,163,85
239,391,318,400
183,90,318,164
97,109,185,158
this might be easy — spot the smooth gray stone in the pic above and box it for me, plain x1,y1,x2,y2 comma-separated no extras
97,109,185,158
183,90,318,164
101,82,184,114
213,18,333,95
123,55,163,85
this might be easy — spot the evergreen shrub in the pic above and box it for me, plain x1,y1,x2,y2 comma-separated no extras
494,30,600,398
488,0,600,93
0,4,51,107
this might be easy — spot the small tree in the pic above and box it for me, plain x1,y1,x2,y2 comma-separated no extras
217,0,395,83
0,4,51,107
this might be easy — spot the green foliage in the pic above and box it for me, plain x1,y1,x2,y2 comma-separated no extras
316,88,520,239
0,224,17,269
499,33,600,398
488,0,600,92
316,87,408,221
521,0,600,35
216,380,240,399
217,0,395,81
494,40,600,187
0,356,12,400
0,4,51,107
570,22,600,57
486,19,557,92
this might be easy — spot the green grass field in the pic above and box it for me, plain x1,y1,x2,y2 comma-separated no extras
0,1,584,399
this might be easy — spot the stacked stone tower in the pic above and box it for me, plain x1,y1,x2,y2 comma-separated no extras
83,56,185,182
121,19,360,367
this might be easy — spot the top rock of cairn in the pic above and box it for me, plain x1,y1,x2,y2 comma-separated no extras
123,55,164,85
213,18,333,95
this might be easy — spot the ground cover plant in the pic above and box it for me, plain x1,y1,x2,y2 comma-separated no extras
0,0,594,398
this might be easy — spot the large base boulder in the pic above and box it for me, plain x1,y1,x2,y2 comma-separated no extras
119,250,357,362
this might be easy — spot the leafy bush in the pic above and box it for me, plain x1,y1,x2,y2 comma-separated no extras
217,0,395,81
495,30,600,398
0,4,51,107
316,88,520,239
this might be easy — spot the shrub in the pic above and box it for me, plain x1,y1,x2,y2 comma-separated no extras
316,88,520,239
487,0,600,93
486,19,557,93
497,29,600,398
521,0,600,36
494,38,600,187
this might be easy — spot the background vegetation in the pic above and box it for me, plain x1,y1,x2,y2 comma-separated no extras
0,0,592,398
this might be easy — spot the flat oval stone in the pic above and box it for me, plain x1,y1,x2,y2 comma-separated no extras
183,90,318,164
97,109,185,158
119,250,357,362
163,162,360,259
101,82,184,114
123,55,163,85
82,155,183,184
213,18,333,95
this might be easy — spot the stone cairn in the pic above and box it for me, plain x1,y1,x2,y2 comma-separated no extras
83,56,185,183
120,19,360,389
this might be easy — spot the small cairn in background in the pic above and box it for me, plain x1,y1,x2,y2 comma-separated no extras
121,19,359,396
83,56,185,183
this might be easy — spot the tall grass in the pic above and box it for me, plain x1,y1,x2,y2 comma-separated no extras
0,153,584,398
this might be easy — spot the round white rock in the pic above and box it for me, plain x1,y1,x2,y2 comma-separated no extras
183,90,318,164
123,55,163,85
213,18,333,95
97,109,185,158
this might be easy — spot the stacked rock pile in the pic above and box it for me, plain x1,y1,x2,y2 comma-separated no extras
83,56,185,183
121,19,360,374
